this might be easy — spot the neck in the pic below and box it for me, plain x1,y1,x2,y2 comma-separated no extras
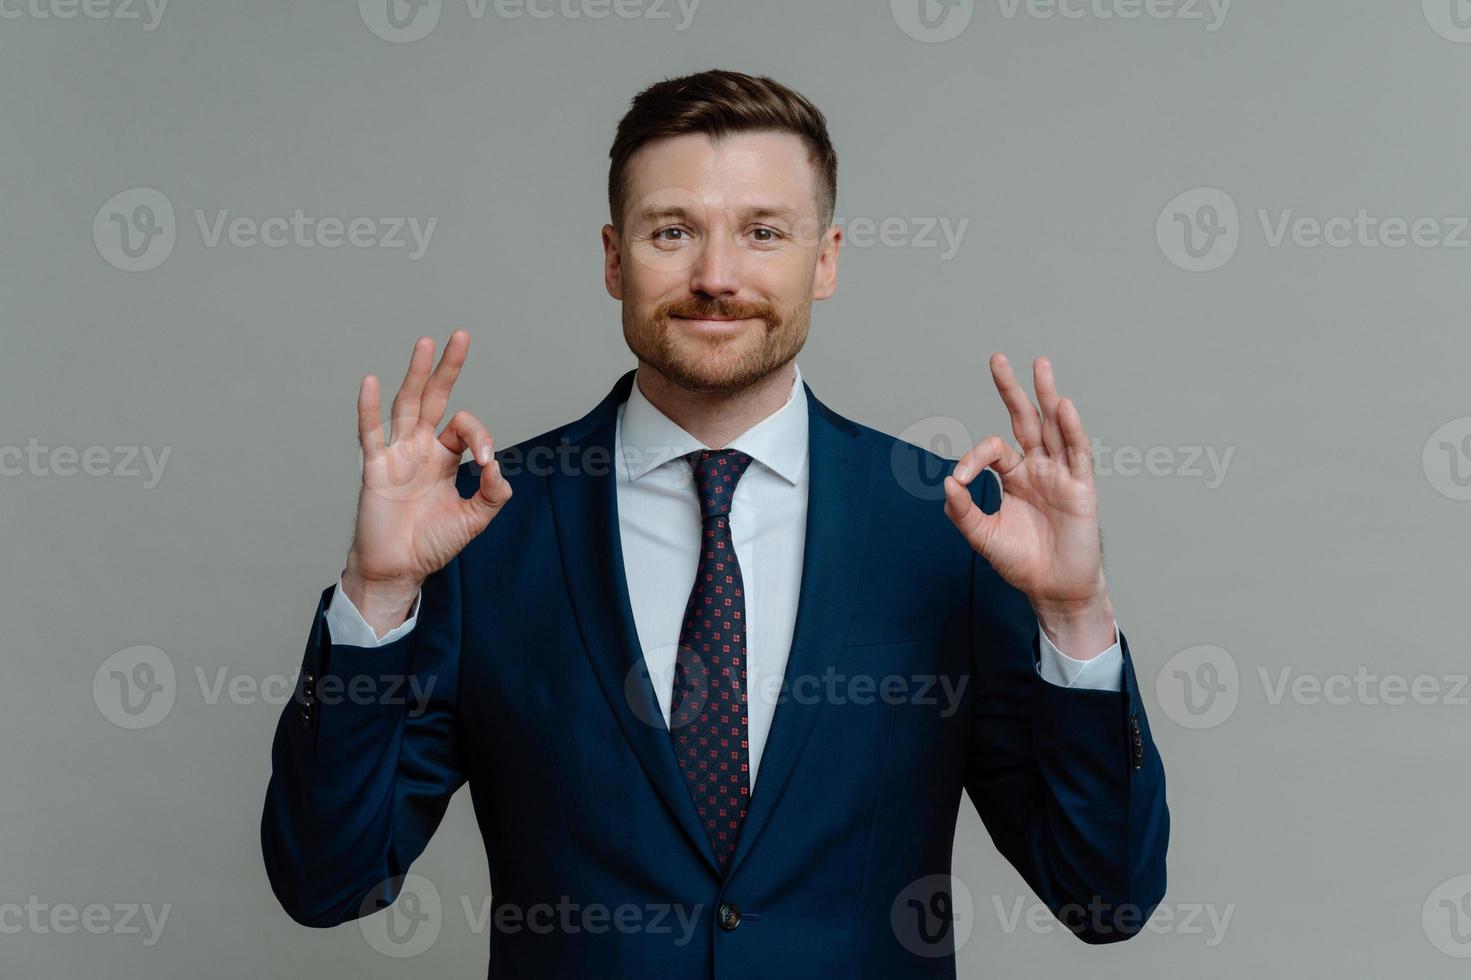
634,361,796,450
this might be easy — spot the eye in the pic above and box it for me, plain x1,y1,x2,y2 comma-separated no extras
652,226,691,244
751,226,783,244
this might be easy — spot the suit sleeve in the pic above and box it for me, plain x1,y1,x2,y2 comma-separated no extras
962,468,1169,944
260,554,467,927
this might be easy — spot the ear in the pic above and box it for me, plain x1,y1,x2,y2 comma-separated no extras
811,224,841,301
602,223,624,300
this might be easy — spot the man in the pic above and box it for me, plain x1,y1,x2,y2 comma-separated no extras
261,69,1168,978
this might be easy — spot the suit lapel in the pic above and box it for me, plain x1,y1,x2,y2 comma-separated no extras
547,369,724,876
724,384,872,878
548,370,874,880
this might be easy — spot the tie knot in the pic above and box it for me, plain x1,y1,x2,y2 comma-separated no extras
689,448,754,519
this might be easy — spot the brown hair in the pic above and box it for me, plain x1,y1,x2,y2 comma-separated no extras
607,69,838,232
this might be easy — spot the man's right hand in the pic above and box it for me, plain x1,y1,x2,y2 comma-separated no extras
341,329,512,637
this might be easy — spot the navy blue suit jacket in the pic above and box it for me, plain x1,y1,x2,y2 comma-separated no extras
261,369,1169,977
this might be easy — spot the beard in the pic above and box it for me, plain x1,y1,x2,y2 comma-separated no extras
622,292,810,396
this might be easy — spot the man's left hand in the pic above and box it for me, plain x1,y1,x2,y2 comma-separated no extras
943,353,1115,658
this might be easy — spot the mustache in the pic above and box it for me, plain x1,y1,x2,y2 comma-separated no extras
661,297,779,325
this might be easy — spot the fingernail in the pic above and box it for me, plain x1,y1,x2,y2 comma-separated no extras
954,462,972,482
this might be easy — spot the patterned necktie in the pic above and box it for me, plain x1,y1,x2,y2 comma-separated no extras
671,448,755,869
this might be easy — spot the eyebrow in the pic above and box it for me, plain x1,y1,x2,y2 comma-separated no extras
633,204,803,224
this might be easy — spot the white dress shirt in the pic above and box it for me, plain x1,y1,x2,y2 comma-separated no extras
325,362,1126,786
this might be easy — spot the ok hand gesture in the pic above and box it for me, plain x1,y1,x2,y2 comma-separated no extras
943,354,1113,653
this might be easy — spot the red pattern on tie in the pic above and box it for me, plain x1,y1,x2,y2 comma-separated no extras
671,448,754,868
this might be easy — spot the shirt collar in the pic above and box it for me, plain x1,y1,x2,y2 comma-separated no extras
619,361,808,486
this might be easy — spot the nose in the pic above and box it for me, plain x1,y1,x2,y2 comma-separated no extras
688,227,741,298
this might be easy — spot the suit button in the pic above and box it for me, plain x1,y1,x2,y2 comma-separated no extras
301,671,317,706
717,902,741,931
1130,713,1143,769
300,704,316,729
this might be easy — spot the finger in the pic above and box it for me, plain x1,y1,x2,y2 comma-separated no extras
990,353,1044,455
419,329,470,430
942,473,996,556
389,336,435,444
1057,397,1095,482
463,453,513,528
952,435,1022,484
1033,356,1066,458
357,374,386,459
438,410,496,466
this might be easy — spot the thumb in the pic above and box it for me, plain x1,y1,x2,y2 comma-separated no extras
462,457,513,529
943,474,993,555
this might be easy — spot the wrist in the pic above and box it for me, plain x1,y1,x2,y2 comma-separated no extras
341,561,422,624
1031,590,1115,660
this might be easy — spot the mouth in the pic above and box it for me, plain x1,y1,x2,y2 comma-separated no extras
671,315,760,334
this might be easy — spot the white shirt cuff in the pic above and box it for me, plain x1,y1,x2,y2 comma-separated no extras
1035,619,1124,691
324,573,422,647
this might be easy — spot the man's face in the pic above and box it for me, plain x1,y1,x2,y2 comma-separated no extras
603,130,840,395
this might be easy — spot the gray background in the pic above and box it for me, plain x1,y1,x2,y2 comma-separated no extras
3,0,1470,976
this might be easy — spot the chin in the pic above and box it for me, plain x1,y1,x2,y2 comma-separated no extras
661,347,771,394
667,330,757,364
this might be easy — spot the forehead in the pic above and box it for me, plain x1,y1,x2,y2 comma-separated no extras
622,130,818,220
